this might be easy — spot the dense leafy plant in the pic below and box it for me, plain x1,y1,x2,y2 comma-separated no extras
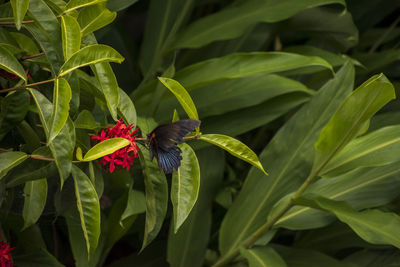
1,0,400,266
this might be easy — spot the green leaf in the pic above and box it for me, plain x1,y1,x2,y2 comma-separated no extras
171,0,345,49
58,44,124,77
106,0,137,12
14,248,65,267
22,178,47,230
199,134,267,175
138,144,168,251
48,78,72,143
78,4,116,36
313,73,396,173
0,90,30,141
0,45,27,81
274,245,350,267
173,52,332,90
295,196,400,248
138,0,194,77
118,88,136,126
167,147,225,267
155,74,313,122
25,0,64,75
275,162,400,230
71,165,101,257
200,93,310,138
91,62,120,120
82,138,130,161
61,14,81,60
10,32,40,54
171,143,200,233
322,125,400,176
74,110,100,129
17,120,41,153
158,77,199,120
0,151,28,180
218,62,354,255
240,247,287,267
105,189,140,252
121,189,146,221
65,0,106,13
10,0,29,30
29,89,75,187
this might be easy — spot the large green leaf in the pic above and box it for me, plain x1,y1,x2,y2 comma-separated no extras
118,88,137,125
0,151,27,180
61,14,81,60
48,78,72,143
167,147,225,267
74,110,100,130
79,138,130,161
58,44,124,77
295,196,400,248
0,90,30,141
313,73,395,174
322,125,400,176
91,62,120,120
25,0,63,75
139,0,195,77
22,178,47,230
138,144,168,251
274,245,350,267
173,52,332,90
0,45,27,81
275,162,400,230
199,134,267,175
171,0,345,49
158,77,199,120
240,247,287,267
171,143,200,233
78,4,116,36
65,0,106,13
285,7,358,51
156,74,312,121
218,62,354,255
200,93,310,138
106,0,137,11
29,89,75,187
10,0,29,30
71,165,101,257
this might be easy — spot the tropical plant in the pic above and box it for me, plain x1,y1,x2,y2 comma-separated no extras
1,0,400,266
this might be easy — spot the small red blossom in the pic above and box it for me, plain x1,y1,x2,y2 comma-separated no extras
0,236,14,267
91,119,139,173
0,69,30,80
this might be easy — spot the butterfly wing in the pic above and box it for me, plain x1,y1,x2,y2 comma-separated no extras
147,119,200,173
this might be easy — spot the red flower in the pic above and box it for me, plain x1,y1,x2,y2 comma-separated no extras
91,119,139,173
0,236,14,267
0,69,31,80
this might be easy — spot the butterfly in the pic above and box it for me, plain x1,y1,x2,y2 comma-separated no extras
146,119,201,174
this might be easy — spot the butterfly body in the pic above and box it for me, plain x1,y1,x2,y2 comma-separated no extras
146,119,201,173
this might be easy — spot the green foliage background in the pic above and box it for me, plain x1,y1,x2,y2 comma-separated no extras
1,0,400,266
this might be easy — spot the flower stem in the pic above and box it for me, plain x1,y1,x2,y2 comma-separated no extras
135,134,201,141
0,78,55,93
211,169,319,267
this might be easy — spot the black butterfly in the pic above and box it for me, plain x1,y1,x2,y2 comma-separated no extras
146,119,201,174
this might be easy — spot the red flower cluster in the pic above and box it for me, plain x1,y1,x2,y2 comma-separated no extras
0,69,31,80
0,236,13,267
91,119,139,173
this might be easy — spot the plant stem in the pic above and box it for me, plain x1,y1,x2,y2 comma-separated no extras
135,134,201,141
212,170,318,267
0,78,55,93
0,20,35,25
22,52,45,60
0,147,55,161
